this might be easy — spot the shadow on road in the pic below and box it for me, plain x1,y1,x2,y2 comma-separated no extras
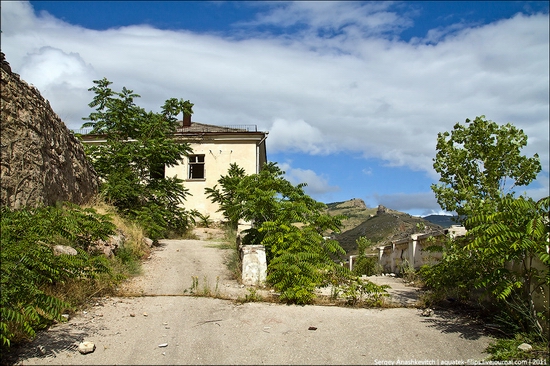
421,310,486,341
385,288,421,306
4,325,91,365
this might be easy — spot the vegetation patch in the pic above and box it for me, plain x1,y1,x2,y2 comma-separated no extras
0,200,149,350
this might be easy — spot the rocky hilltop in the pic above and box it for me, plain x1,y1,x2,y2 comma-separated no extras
0,52,98,209
327,199,443,255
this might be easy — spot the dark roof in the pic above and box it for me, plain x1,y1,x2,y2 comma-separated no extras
176,122,260,134
73,122,264,137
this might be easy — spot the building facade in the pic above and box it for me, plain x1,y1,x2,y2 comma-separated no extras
79,115,268,222
168,117,268,221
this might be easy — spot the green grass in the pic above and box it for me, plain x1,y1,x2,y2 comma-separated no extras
486,333,549,361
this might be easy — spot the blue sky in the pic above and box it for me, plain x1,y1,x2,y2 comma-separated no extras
2,1,548,215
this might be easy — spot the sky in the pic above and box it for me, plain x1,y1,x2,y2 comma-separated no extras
1,1,549,216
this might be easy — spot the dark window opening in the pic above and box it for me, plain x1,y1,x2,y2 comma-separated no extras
189,155,205,179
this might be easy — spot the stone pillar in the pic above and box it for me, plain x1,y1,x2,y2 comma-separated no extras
410,234,419,269
241,245,267,286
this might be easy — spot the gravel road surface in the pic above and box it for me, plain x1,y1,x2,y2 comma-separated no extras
9,229,494,365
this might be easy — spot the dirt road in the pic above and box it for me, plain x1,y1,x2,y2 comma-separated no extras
9,230,494,365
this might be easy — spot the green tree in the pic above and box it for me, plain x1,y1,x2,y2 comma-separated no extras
205,163,247,230
466,196,549,339
207,162,349,304
351,237,379,276
431,116,541,222
81,78,195,240
425,116,547,340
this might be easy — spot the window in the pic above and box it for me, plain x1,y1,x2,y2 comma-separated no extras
188,155,205,179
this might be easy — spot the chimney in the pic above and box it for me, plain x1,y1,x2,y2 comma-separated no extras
182,113,191,127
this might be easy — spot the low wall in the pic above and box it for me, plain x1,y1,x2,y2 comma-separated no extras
354,227,548,326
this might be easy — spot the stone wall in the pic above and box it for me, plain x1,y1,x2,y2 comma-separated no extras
1,52,98,209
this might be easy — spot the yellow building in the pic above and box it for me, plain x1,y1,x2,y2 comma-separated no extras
168,116,268,221
79,115,268,222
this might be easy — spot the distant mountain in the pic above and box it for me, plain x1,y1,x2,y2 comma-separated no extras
422,215,459,228
326,199,445,256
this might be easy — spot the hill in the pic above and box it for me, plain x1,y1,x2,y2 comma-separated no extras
326,199,444,255
422,214,459,228
326,198,379,233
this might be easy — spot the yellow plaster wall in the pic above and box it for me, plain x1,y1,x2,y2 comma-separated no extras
165,139,259,221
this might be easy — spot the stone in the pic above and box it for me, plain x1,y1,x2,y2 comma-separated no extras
142,237,154,247
421,309,434,317
0,52,98,209
78,341,96,354
517,343,532,352
89,230,127,257
53,245,77,256
158,343,168,348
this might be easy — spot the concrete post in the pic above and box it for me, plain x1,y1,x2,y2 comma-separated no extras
241,245,267,286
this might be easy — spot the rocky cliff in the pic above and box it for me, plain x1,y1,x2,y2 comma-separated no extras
1,52,98,209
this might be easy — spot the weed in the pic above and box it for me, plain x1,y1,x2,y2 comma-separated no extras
486,333,549,361
195,213,212,228
236,288,264,303
396,259,415,281
334,277,390,307
202,276,211,296
187,276,221,298
190,276,199,294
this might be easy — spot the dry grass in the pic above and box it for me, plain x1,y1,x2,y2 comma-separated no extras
42,197,153,309
83,197,151,259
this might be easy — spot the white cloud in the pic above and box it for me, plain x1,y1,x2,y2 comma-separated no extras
268,119,333,155
362,168,373,176
241,1,413,38
278,162,339,198
1,1,547,185
18,47,98,123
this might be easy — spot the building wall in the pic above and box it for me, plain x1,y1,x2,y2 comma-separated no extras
165,138,260,221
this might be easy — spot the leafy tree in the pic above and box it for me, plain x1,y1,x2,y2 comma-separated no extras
81,78,196,240
205,163,247,230
425,116,547,339
351,237,379,276
431,116,541,222
207,162,350,304
466,196,549,339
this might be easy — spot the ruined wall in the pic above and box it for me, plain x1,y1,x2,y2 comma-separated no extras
1,52,98,209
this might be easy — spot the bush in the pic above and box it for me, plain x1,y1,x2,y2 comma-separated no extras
335,277,389,306
0,203,115,347
352,256,380,277
351,237,380,277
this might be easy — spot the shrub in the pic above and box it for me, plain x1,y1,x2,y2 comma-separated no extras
0,204,115,347
335,277,389,306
